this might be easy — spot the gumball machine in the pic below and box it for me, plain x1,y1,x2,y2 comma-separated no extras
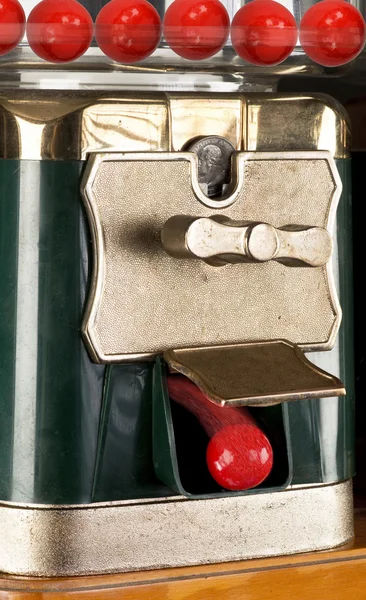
0,0,360,580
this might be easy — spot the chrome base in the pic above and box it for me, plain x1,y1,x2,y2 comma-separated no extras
0,480,353,576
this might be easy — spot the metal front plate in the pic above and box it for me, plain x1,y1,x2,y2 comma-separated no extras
0,481,353,576
81,150,341,363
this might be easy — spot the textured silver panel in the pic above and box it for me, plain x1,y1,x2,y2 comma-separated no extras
81,151,341,362
0,481,353,576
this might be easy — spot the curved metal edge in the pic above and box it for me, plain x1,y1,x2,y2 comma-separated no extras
80,150,342,363
80,156,106,364
324,153,343,351
0,480,353,577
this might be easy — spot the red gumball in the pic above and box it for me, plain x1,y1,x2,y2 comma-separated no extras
0,0,25,56
168,375,273,491
163,0,230,60
26,0,93,63
300,0,365,67
231,0,298,66
95,0,161,63
206,423,273,490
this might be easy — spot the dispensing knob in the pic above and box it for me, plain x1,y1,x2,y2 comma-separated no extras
162,215,332,267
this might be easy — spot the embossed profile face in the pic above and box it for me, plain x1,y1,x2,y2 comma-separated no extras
198,144,226,186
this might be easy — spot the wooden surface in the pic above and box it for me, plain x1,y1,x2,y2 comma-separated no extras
1,510,366,599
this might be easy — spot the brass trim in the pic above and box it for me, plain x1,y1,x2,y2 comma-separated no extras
0,92,350,160
81,150,341,364
0,481,353,576
164,340,345,407
0,92,170,160
246,94,350,159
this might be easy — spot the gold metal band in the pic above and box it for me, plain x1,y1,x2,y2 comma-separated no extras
0,91,350,160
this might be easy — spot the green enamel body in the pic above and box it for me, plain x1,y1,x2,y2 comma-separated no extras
0,158,354,504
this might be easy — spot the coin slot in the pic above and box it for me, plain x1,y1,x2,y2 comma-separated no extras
184,135,236,200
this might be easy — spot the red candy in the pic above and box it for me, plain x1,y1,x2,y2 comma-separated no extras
163,0,230,60
95,0,162,63
0,0,25,56
26,0,93,63
300,0,365,67
231,0,298,66
206,423,273,490
167,375,273,491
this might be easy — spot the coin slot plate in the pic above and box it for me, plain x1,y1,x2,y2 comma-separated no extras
81,150,341,367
